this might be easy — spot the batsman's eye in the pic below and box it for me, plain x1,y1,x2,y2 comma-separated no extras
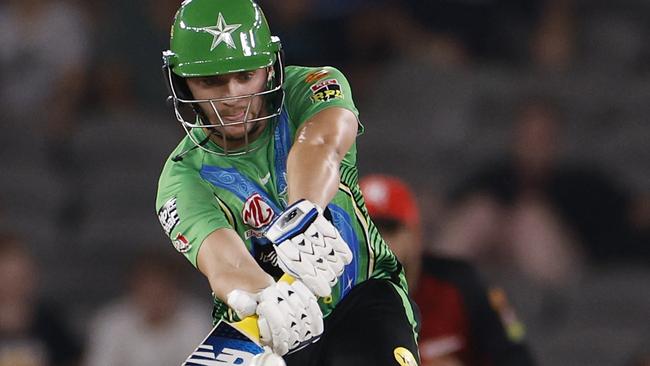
237,72,255,81
197,76,226,87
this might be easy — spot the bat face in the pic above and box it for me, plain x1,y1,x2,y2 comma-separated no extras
183,321,264,366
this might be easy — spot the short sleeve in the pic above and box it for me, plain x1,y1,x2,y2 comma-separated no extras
283,66,363,167
283,66,363,134
156,161,231,267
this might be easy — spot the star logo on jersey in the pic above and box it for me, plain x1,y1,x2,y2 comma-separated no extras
199,13,242,51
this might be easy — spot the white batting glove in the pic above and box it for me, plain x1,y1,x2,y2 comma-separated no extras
250,348,286,366
256,280,323,355
226,289,259,319
226,280,323,356
265,199,353,297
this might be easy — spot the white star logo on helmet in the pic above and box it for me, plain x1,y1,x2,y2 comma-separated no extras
200,13,242,51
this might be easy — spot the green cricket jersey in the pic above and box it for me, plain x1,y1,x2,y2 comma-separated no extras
156,66,411,324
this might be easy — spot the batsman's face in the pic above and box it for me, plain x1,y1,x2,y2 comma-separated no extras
186,68,269,146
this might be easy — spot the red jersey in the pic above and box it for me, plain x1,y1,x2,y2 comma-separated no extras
413,256,534,365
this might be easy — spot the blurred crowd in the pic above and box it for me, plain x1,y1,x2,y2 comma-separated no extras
0,0,648,365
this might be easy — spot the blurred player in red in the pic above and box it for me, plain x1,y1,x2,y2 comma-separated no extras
360,175,535,366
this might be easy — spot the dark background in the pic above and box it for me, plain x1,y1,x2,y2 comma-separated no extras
0,1,648,365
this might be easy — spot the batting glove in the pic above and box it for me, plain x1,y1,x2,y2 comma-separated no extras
265,199,353,297
227,280,323,356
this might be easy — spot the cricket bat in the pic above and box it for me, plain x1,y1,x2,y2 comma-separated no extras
182,274,294,366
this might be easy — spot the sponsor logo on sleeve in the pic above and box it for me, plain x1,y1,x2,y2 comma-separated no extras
158,197,179,236
310,78,343,103
173,233,192,253
242,193,275,229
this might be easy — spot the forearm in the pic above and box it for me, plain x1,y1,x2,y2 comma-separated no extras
197,229,274,302
287,142,341,207
286,107,358,207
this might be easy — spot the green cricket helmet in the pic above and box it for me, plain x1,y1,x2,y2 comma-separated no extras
162,0,284,156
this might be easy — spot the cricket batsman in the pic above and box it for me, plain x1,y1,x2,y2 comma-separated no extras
155,0,420,364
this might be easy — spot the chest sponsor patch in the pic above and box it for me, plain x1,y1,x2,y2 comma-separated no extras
158,197,179,236
242,193,275,229
310,78,343,103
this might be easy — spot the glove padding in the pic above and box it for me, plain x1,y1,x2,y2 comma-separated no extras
256,280,323,355
226,280,323,356
265,199,353,297
250,348,286,366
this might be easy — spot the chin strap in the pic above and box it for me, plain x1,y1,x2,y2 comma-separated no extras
171,131,213,162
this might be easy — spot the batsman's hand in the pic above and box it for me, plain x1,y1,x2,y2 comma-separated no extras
228,280,324,356
265,199,353,297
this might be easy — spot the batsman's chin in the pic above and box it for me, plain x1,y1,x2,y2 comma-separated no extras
210,130,254,149
218,120,265,139
250,350,286,366
218,124,250,138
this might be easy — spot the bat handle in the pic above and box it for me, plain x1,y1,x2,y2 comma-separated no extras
277,273,295,285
